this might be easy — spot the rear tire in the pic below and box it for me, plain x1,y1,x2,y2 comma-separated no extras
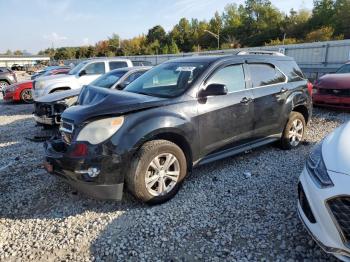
126,140,187,205
280,112,306,150
20,89,33,103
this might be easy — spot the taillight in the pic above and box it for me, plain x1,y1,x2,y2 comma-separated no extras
307,82,313,96
69,143,88,157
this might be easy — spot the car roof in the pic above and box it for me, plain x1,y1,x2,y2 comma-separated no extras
86,57,131,62
166,53,294,64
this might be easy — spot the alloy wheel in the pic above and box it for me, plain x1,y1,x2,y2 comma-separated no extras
145,153,180,196
288,119,304,147
21,89,33,103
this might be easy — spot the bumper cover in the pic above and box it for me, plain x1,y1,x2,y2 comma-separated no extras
298,168,350,261
44,139,125,200
313,94,350,109
33,114,55,125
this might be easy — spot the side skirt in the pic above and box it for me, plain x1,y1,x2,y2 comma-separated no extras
194,134,281,167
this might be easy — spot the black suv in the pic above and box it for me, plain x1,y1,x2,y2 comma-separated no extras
44,52,312,204
0,67,17,92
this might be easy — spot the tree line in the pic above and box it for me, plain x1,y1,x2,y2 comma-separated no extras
14,0,350,60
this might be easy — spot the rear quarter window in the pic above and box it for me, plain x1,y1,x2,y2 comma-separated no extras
277,61,305,82
249,64,286,87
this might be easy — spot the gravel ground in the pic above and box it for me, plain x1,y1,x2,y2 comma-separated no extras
0,100,349,261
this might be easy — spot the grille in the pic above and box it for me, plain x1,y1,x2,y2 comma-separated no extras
328,197,350,245
319,88,350,97
35,103,52,117
298,183,316,223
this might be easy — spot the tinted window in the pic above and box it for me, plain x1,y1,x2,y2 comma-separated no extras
207,64,246,93
91,70,127,89
249,64,286,87
85,62,105,75
124,71,146,84
277,61,304,82
336,64,350,74
109,61,128,70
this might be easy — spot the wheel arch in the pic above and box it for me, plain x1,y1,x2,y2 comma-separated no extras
292,104,309,124
133,130,194,171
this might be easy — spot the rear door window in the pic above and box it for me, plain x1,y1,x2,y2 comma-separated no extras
109,61,128,70
85,62,105,75
249,64,286,87
207,64,246,93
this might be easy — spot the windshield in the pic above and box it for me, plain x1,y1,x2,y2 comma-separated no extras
336,64,350,74
69,61,88,75
90,70,127,88
124,62,207,98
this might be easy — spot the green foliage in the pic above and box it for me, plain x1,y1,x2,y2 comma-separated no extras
36,0,350,59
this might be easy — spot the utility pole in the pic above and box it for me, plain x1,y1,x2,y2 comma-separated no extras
204,29,220,50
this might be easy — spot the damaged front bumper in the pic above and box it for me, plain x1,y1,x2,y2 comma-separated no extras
33,102,68,126
44,138,126,200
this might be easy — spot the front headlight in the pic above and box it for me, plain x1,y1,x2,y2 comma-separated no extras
306,142,333,188
35,81,45,89
76,116,124,145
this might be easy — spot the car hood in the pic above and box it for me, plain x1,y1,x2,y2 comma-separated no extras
323,121,350,175
62,85,172,124
36,88,81,103
36,74,76,83
316,73,350,89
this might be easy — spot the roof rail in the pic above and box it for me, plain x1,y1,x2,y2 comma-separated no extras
237,50,285,56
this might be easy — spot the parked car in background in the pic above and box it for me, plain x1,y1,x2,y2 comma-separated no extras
132,60,153,66
33,66,151,126
44,52,312,204
0,67,17,92
313,62,350,110
298,122,350,261
3,81,33,103
32,58,135,100
31,66,71,80
11,64,25,71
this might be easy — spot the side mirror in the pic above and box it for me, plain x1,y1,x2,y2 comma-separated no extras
198,84,228,98
79,70,87,77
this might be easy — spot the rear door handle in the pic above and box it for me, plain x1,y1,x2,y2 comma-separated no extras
240,97,252,104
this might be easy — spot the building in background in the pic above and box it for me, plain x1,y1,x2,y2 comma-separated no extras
0,55,50,68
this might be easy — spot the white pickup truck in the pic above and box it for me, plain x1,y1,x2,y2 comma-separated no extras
32,58,134,100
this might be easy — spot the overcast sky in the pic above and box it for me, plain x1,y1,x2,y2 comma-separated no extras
0,0,313,54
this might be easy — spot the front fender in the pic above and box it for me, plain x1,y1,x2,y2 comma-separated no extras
111,109,198,161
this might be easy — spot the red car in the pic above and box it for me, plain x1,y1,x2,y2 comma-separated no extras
3,81,34,103
2,68,70,103
313,62,350,110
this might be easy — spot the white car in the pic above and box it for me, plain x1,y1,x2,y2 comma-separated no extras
32,58,134,100
298,121,350,261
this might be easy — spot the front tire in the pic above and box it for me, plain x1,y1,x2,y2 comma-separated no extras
126,140,187,205
20,89,33,103
280,112,306,150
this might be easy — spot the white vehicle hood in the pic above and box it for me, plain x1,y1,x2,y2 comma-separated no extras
323,121,350,175
36,74,76,84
